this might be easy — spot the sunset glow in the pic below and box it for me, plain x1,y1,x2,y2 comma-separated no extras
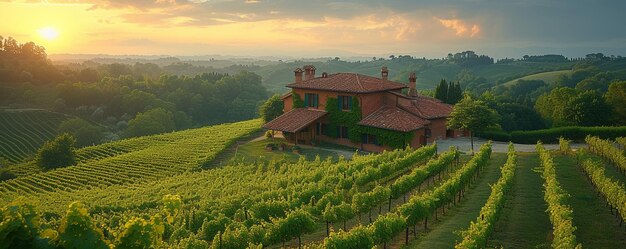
38,27,59,41
0,1,625,57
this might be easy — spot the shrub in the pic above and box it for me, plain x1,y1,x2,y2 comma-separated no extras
35,133,77,169
477,126,626,144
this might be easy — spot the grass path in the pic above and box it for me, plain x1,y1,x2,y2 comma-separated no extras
553,153,626,248
489,152,552,248
400,153,506,248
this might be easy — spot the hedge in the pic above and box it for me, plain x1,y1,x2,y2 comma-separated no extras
476,126,626,144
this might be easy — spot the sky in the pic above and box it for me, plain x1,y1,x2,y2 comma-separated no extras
1,0,626,59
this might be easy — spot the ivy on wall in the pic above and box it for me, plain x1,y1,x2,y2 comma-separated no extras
292,92,304,108
358,126,414,148
324,96,413,149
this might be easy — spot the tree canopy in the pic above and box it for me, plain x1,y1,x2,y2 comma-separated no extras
448,96,500,151
35,133,77,169
259,94,284,122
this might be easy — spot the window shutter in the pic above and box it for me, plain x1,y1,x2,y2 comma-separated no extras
304,94,309,107
337,96,342,110
314,94,319,108
361,134,367,143
348,96,352,110
336,126,340,138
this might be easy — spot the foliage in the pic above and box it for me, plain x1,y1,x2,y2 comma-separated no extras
115,216,165,249
35,133,77,169
58,118,105,147
0,200,43,249
535,87,612,126
124,108,177,138
292,92,304,108
324,225,374,249
586,136,626,174
435,79,463,104
324,97,361,142
605,81,626,124
456,143,516,248
476,126,626,144
357,126,413,149
58,202,109,249
580,159,626,227
448,96,500,133
259,94,284,122
536,143,580,249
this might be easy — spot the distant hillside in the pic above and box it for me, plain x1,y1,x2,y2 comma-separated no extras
501,70,573,86
254,59,575,93
0,109,69,165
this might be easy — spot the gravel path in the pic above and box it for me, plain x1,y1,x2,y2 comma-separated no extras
435,137,584,153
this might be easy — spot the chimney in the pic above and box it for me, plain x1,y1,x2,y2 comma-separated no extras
381,66,389,80
303,65,316,80
294,68,303,83
322,72,328,78
407,72,418,97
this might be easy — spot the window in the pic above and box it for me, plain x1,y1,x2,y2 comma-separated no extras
338,126,349,139
361,134,379,145
304,93,318,108
338,95,352,111
316,122,321,135
425,128,432,138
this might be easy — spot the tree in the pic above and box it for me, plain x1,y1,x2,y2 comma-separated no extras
259,94,284,122
447,96,500,152
124,108,176,138
447,81,463,104
35,133,77,169
605,81,626,124
563,90,611,126
58,202,109,249
58,118,105,147
434,79,448,103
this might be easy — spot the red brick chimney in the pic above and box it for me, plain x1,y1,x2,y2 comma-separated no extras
408,72,418,97
303,65,316,80
381,66,389,80
294,68,303,83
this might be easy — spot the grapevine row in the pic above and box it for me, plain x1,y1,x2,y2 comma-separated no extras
586,136,626,175
580,159,626,227
536,142,581,249
455,143,517,248
324,142,492,248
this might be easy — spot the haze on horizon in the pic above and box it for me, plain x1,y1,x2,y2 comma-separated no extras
2,0,626,59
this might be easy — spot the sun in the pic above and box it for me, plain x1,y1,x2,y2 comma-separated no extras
38,27,59,41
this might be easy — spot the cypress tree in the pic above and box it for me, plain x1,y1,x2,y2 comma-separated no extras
435,79,448,103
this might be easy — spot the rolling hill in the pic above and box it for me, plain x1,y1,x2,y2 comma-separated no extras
0,109,69,165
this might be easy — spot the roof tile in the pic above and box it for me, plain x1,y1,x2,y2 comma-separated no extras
287,73,406,93
358,105,430,132
263,108,327,133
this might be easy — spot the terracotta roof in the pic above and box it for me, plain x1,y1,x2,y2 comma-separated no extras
280,92,292,99
358,105,430,132
397,94,453,119
263,108,327,133
287,73,406,93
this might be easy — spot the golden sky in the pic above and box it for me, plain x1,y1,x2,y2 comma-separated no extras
1,1,624,58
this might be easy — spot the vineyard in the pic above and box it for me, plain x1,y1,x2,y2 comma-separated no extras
0,109,69,164
0,119,262,200
1,125,626,248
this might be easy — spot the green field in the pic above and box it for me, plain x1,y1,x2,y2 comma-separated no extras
501,69,572,86
0,109,69,165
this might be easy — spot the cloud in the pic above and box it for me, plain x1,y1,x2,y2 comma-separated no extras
436,17,480,37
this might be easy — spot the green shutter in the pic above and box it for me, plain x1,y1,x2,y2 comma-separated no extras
337,96,342,110
304,94,309,107
314,94,319,108
348,96,352,110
